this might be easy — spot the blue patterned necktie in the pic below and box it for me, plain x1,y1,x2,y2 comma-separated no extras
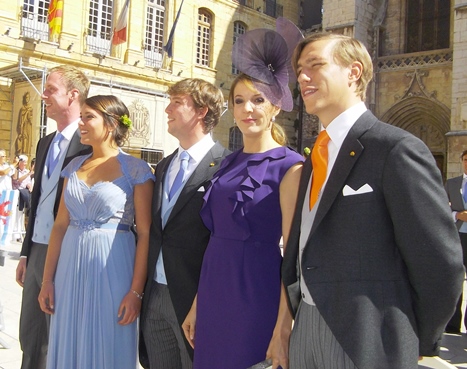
169,151,190,200
47,133,63,177
463,181,467,203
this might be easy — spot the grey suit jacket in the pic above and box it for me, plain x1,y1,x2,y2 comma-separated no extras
20,130,91,258
140,141,229,362
445,175,464,230
282,111,464,369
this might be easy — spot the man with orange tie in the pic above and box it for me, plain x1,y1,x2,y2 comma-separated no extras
282,32,465,369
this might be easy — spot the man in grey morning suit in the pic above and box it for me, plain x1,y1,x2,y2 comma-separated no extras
140,78,229,369
15,65,91,369
282,33,464,369
444,149,467,334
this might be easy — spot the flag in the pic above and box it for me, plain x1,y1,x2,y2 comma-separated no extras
112,0,130,45
48,0,63,43
163,0,185,58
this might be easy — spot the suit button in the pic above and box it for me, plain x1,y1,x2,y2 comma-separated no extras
302,293,305,298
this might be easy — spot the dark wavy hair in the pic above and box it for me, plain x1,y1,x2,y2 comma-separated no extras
84,95,130,147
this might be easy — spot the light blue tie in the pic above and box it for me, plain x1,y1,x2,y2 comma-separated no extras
169,151,190,200
463,181,467,203
48,133,63,177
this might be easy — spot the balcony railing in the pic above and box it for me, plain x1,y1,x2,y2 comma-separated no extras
236,0,254,9
86,29,112,56
21,11,49,42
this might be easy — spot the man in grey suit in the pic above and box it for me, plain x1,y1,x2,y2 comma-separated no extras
15,65,91,369
444,149,467,333
282,33,465,369
140,78,229,369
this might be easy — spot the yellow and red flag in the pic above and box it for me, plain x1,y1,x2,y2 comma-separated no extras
48,0,63,43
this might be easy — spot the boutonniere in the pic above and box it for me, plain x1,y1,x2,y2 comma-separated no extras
209,162,215,167
303,147,311,157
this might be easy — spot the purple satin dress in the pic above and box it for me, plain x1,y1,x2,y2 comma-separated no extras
194,147,303,369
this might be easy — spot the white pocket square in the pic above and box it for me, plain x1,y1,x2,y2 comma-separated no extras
342,184,373,196
197,187,205,192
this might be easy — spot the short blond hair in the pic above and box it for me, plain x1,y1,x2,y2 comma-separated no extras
48,65,90,105
292,33,373,100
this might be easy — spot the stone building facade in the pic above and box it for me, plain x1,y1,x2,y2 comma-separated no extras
0,0,300,166
301,0,467,180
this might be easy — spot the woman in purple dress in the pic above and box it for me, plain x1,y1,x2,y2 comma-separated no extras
183,21,304,369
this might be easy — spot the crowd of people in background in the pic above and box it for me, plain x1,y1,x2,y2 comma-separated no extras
1,16,465,369
0,150,35,241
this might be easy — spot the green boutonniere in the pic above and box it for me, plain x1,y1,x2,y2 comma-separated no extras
303,147,311,157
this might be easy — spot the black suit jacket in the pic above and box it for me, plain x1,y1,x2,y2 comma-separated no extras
282,111,464,369
140,141,229,362
20,130,91,258
445,175,465,230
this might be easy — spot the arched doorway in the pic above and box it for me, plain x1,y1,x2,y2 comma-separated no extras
381,96,450,179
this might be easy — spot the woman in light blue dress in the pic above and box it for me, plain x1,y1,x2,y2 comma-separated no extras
38,95,154,369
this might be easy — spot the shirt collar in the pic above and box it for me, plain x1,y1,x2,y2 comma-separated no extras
57,119,80,141
178,134,215,164
324,102,367,149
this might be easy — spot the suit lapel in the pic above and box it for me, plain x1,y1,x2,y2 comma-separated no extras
310,112,376,236
153,151,175,225
34,133,54,196
167,142,224,224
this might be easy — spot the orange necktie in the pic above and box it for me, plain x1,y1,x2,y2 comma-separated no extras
309,130,330,210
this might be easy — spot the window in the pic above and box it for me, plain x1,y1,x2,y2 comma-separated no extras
406,0,450,53
21,0,50,41
140,148,164,171
197,10,212,67
229,126,243,151
232,22,246,74
86,0,113,56
144,0,165,68
263,0,277,17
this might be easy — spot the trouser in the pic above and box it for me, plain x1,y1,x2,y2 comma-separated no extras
19,243,50,369
289,302,357,369
141,281,192,369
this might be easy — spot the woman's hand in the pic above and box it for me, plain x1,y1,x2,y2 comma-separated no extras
38,280,55,314
182,297,197,348
266,324,291,369
117,291,142,325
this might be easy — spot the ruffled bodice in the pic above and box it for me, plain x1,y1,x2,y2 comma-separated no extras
200,146,303,242
62,151,154,228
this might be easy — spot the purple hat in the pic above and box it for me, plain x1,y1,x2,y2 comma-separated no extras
232,17,303,112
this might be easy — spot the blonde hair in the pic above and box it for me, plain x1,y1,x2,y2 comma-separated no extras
229,74,287,146
48,65,90,105
292,33,373,100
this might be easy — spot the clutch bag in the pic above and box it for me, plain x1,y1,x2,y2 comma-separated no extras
247,359,273,369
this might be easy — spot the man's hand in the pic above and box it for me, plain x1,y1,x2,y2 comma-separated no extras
457,211,467,222
16,258,27,287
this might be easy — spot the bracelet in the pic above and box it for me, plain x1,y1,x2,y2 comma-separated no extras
42,280,54,285
131,289,144,300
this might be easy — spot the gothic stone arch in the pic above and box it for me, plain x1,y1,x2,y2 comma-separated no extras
381,96,450,176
